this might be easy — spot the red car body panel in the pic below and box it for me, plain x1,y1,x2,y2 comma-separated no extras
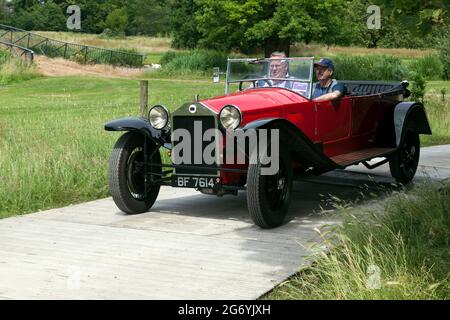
203,88,398,156
200,87,402,185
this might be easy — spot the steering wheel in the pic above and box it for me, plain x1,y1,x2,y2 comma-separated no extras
238,75,272,91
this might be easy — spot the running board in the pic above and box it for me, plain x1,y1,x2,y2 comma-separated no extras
331,147,396,167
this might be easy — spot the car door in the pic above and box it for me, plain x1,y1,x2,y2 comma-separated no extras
315,96,352,146
351,95,380,139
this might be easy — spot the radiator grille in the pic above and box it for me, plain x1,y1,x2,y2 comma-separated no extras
172,116,218,175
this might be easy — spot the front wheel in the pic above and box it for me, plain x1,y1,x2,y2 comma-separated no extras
246,151,293,228
109,132,162,214
389,124,420,184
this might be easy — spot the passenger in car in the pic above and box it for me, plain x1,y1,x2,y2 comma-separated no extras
312,58,345,101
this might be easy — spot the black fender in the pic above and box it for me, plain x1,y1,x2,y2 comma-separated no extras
104,117,169,146
242,118,342,172
394,102,432,146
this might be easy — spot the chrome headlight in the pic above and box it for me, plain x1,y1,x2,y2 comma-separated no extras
148,105,169,129
219,105,241,130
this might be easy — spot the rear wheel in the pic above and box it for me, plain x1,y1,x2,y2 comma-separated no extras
389,124,420,184
247,151,293,228
109,132,162,214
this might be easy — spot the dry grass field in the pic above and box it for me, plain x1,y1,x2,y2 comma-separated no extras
291,43,435,59
35,31,174,53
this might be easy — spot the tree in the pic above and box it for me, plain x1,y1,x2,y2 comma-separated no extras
12,0,66,31
126,0,173,36
105,7,128,35
0,0,6,23
374,0,448,34
192,0,349,56
10,0,38,11
65,0,121,34
170,0,202,48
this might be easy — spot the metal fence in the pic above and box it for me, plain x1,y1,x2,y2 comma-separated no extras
0,39,34,63
0,24,145,68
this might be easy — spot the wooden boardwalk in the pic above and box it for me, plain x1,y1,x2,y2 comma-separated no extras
0,145,448,299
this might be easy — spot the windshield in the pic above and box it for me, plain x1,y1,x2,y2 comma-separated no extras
226,57,314,99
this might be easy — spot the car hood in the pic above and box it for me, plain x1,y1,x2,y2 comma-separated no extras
201,88,308,115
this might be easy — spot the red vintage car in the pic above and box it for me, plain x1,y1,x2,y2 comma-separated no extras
105,57,432,228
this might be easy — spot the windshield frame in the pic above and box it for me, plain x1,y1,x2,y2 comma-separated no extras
225,57,315,99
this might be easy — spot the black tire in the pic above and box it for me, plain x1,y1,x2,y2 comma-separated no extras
246,150,293,228
109,132,162,214
389,123,420,184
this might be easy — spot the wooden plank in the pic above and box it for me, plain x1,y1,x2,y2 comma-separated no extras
331,147,395,166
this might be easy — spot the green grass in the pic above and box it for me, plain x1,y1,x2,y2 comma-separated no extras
0,50,41,85
420,81,450,147
421,95,450,147
425,81,449,93
263,182,450,300
144,52,167,65
0,76,225,219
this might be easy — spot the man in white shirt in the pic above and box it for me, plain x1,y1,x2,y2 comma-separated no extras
256,52,310,95
268,52,289,87
254,51,294,89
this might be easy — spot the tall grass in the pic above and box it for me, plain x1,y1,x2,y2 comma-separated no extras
264,182,450,300
291,43,435,59
143,49,234,78
159,49,230,75
0,50,41,85
408,55,444,81
332,54,445,81
333,55,408,81
35,31,173,54
421,94,450,146
0,76,225,218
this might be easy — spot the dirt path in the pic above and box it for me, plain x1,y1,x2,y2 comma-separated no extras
33,55,211,83
34,55,143,78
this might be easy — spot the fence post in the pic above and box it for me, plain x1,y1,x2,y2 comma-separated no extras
140,80,148,117
84,46,88,64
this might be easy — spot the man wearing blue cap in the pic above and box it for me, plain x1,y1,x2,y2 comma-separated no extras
312,58,345,101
